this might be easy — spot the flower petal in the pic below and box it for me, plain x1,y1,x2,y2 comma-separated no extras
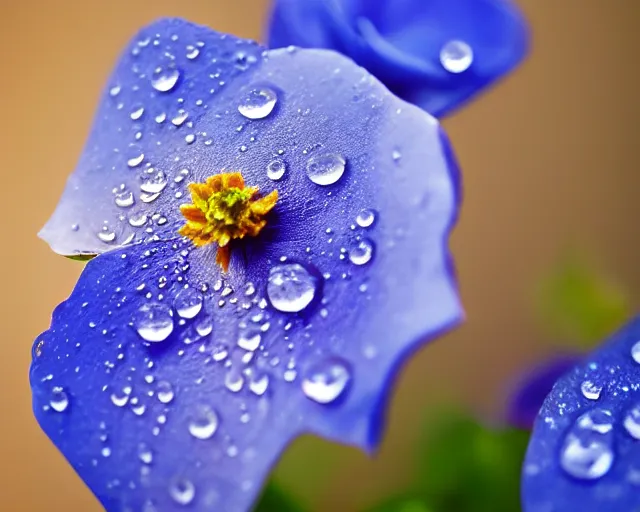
267,0,529,117
33,226,459,510
506,354,582,430
34,19,463,511
522,317,640,512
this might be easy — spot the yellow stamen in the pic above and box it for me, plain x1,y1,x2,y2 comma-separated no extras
178,172,278,272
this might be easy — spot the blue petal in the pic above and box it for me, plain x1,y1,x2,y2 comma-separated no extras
267,0,529,117
33,19,462,512
522,317,640,512
506,354,582,430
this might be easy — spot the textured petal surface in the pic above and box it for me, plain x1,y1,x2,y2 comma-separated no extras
33,19,462,512
267,0,528,116
522,317,640,512
507,354,581,430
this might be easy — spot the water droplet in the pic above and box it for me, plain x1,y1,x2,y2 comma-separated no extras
266,159,286,181
188,405,219,440
224,371,244,393
171,111,189,126
173,288,203,319
186,47,200,60
138,443,153,464
134,303,174,342
580,380,603,401
238,88,277,119
50,386,69,412
248,371,269,396
169,478,195,505
306,153,346,186
195,316,213,337
127,152,145,168
110,387,131,407
129,213,148,227
97,229,117,243
624,403,640,439
559,408,614,480
130,106,145,120
267,263,318,313
157,381,175,404
151,67,181,92
440,40,473,73
356,209,376,228
238,331,261,352
392,149,402,162
349,239,374,265
115,190,135,208
631,340,640,364
302,358,351,404
141,170,168,194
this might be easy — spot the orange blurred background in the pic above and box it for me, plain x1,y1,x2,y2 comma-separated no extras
0,0,638,510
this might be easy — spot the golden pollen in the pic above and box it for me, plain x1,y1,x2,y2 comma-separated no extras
178,172,278,272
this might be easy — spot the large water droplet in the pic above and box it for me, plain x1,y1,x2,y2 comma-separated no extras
138,443,153,464
267,263,318,313
580,380,603,401
440,40,473,73
356,209,376,228
266,159,286,181
115,190,135,208
134,303,174,342
302,358,351,404
50,386,69,412
157,381,175,404
188,405,219,440
141,170,168,194
169,478,196,505
306,153,346,186
238,88,277,119
173,288,203,319
238,331,261,352
559,408,615,480
152,67,181,92
624,403,640,439
631,340,640,364
349,239,374,265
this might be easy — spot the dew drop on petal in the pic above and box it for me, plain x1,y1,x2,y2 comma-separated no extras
356,209,376,228
266,159,286,181
50,386,69,412
267,263,318,313
169,478,196,505
238,88,277,119
173,288,203,319
624,403,640,439
188,405,219,440
306,153,346,186
138,443,153,464
115,190,135,208
631,340,640,364
151,67,181,92
141,170,168,194
302,358,351,404
156,381,175,404
134,303,174,342
440,40,473,73
349,239,374,266
559,408,614,480
580,380,603,401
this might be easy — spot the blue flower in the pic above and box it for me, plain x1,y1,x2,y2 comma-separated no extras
266,0,529,117
31,18,462,512
506,354,582,430
522,317,640,512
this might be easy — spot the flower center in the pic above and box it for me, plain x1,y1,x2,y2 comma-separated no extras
179,172,278,271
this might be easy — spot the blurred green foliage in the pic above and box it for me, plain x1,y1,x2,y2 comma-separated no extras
364,409,529,512
536,253,629,348
254,481,305,512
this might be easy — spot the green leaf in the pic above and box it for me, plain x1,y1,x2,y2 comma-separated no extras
536,252,629,348
253,481,306,512
415,408,529,512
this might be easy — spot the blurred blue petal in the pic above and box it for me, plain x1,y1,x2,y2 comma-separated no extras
507,354,582,430
33,19,462,512
522,317,640,512
267,0,529,116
